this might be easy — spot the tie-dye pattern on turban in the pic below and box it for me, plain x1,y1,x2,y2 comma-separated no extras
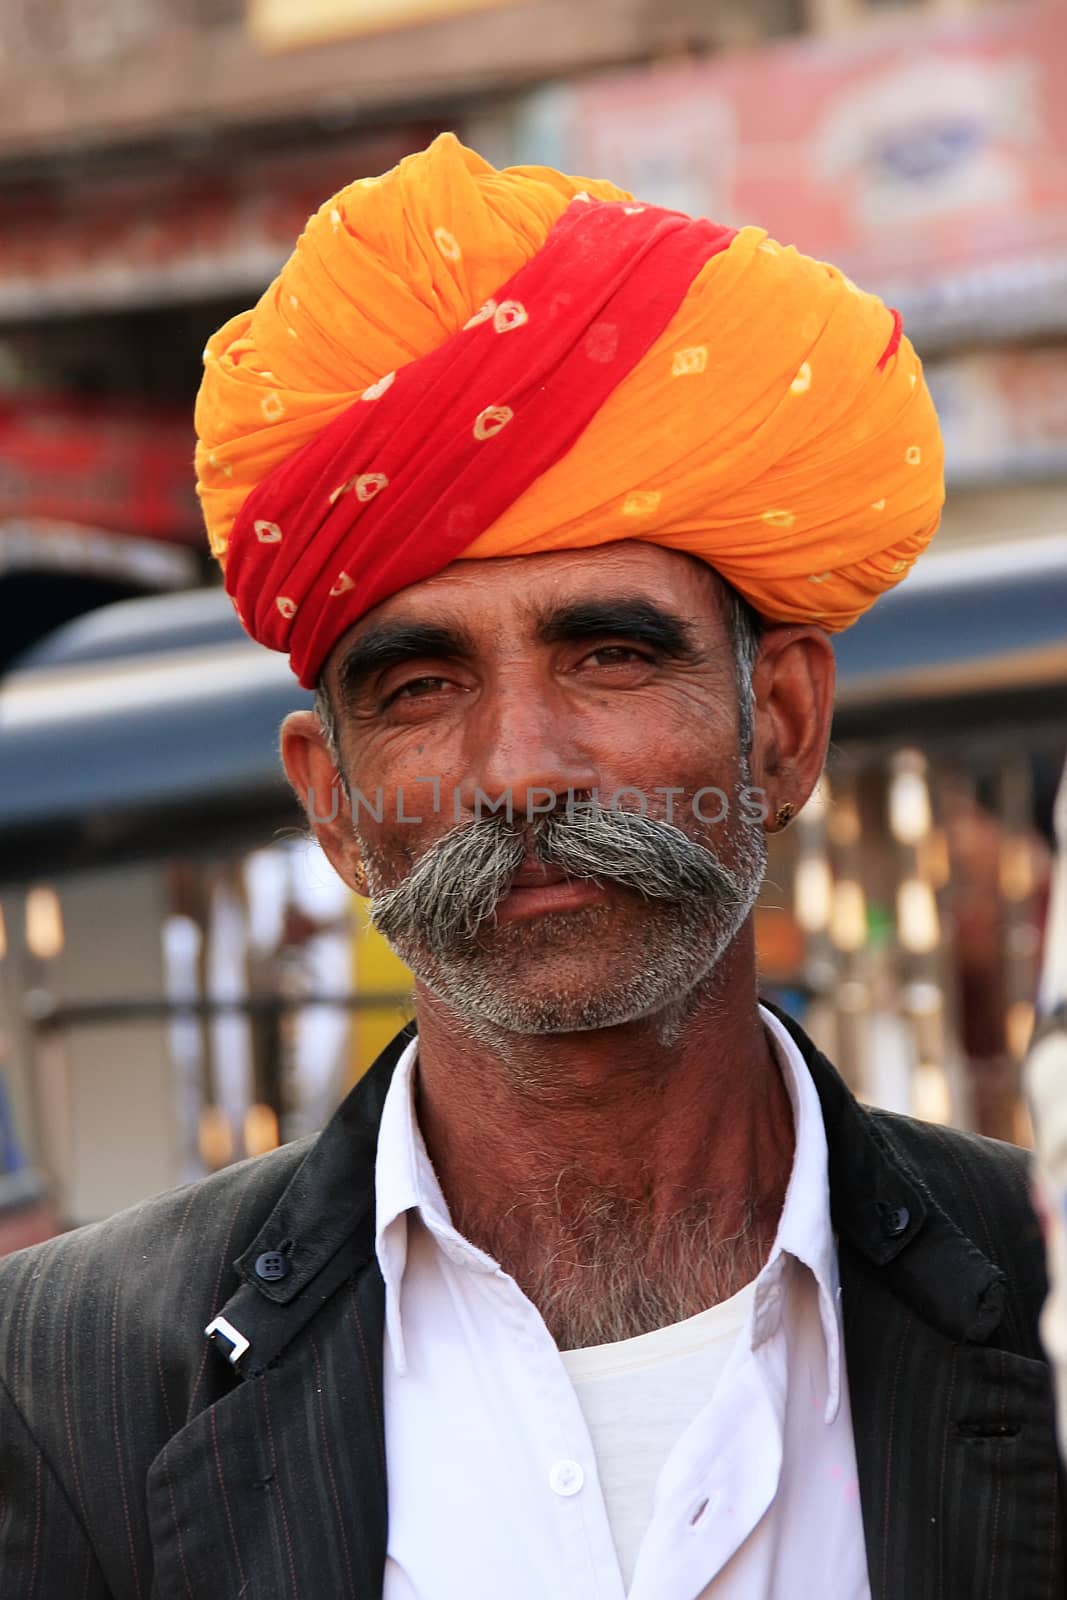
195,132,944,689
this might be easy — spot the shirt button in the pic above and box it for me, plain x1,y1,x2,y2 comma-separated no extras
549,1459,584,1497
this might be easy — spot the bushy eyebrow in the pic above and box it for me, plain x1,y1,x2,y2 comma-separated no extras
533,597,702,661
335,620,477,706
334,595,703,707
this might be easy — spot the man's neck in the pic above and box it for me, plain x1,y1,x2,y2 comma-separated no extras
410,939,796,1347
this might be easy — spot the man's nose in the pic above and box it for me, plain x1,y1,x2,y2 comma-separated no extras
456,677,599,821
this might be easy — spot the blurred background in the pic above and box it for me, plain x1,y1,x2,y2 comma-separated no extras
0,0,1064,1245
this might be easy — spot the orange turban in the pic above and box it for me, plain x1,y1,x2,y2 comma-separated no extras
196,132,943,687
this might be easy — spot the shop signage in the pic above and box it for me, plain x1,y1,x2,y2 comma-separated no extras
541,1,1067,306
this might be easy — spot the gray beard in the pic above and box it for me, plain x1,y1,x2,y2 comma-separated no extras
401,897,740,1050
363,795,767,1041
450,1169,766,1348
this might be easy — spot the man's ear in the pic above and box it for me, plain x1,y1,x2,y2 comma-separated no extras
748,626,835,826
279,711,368,893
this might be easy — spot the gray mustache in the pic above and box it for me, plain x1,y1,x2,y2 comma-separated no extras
369,806,747,956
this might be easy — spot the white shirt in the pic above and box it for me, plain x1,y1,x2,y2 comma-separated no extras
560,1280,757,1587
376,1006,872,1600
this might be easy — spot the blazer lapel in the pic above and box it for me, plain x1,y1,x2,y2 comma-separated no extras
841,1250,1062,1600
146,1254,388,1600
145,1025,412,1599
765,1004,1061,1600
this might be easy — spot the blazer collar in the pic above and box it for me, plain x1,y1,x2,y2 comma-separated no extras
233,1019,415,1304
208,1007,1004,1376
206,1020,414,1377
763,1002,1005,1343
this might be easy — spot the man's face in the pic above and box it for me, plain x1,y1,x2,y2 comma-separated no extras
313,542,769,1034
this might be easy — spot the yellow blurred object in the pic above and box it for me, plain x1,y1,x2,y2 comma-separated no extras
999,835,1036,902
25,886,64,961
912,1061,952,1125
918,828,951,889
198,1105,235,1170
249,0,518,51
346,899,414,1088
889,753,932,845
244,1102,281,1156
896,877,940,954
829,878,867,952
794,855,833,934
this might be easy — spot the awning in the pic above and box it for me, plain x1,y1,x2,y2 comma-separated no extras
831,535,1067,741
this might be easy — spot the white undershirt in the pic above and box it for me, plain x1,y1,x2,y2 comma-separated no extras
376,1006,872,1600
560,1282,757,1588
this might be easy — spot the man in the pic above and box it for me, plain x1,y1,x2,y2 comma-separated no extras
0,134,1062,1599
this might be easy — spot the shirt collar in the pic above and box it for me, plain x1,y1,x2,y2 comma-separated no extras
754,1003,842,1424
374,1006,842,1419
374,1035,436,1376
375,1037,500,1373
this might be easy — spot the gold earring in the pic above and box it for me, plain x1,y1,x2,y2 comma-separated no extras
774,802,795,829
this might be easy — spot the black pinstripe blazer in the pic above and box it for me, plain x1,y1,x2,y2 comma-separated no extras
1,1008,1064,1599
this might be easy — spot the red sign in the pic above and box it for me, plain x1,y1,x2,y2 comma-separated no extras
565,2,1067,294
0,395,200,543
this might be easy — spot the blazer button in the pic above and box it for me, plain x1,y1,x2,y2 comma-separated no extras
880,1204,911,1238
255,1250,291,1282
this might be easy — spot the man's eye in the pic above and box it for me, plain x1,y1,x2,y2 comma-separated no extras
387,675,450,702
583,646,653,667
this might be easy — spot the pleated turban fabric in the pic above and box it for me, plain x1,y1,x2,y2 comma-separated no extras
195,132,944,689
